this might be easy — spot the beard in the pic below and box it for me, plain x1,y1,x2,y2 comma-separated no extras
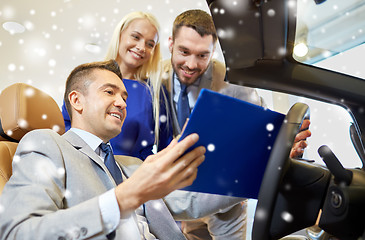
170,60,204,86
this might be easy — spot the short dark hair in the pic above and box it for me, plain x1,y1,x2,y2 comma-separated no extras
172,9,217,43
64,59,122,120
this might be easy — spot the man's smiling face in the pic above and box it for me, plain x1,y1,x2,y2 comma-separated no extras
77,69,128,142
169,26,215,86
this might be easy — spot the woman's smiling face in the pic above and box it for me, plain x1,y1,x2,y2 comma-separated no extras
116,18,159,71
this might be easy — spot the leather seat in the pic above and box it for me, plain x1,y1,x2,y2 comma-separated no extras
0,83,65,194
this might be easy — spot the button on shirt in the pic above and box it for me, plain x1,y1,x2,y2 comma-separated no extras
70,128,156,240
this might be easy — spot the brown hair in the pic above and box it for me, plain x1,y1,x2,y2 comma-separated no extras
172,9,217,43
64,60,122,120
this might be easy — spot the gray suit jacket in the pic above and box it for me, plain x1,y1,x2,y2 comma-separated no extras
0,129,242,240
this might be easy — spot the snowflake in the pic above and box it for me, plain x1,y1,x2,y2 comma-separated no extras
267,9,276,17
64,189,72,198
255,208,267,220
207,143,215,152
48,59,56,67
284,183,291,191
18,119,29,129
266,123,274,132
8,63,16,72
141,140,148,147
160,114,167,123
52,125,61,133
24,21,34,31
281,211,293,222
152,201,163,211
13,155,20,164
57,168,66,177
288,0,296,8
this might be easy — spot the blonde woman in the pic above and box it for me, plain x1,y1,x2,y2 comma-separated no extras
62,11,172,159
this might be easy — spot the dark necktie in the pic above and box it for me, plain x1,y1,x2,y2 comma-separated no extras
177,83,190,129
100,143,123,185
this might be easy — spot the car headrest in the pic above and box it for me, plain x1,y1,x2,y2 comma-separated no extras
0,83,65,142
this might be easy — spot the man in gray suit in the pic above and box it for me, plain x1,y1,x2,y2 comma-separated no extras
162,9,311,240
0,60,242,240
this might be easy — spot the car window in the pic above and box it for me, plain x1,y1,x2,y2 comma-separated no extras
254,0,364,169
293,0,365,81
256,88,362,169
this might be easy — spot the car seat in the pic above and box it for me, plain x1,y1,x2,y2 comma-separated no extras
0,83,65,194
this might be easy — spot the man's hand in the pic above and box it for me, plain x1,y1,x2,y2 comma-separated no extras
115,133,205,212
290,119,311,158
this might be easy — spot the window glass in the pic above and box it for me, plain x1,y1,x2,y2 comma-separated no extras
256,88,363,169
293,0,365,80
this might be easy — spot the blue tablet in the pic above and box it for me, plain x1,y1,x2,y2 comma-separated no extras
179,89,285,198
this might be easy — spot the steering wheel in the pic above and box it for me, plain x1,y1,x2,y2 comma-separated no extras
252,102,310,239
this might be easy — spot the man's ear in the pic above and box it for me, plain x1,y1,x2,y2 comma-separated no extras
168,36,173,53
68,90,84,113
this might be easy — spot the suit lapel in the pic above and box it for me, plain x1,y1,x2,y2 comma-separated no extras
198,61,214,92
163,61,184,136
62,131,116,185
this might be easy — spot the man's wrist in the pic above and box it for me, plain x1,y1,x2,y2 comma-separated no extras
115,181,143,214
99,189,120,234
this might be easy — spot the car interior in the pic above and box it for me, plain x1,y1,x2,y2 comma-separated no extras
0,83,65,194
1,0,365,239
208,0,365,239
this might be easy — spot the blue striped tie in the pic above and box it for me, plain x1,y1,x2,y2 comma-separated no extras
100,143,123,185
177,83,190,129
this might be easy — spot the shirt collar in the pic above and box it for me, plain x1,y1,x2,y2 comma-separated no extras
70,128,104,152
173,73,201,105
173,73,201,89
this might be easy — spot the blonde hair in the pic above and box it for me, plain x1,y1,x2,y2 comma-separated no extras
105,11,169,148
